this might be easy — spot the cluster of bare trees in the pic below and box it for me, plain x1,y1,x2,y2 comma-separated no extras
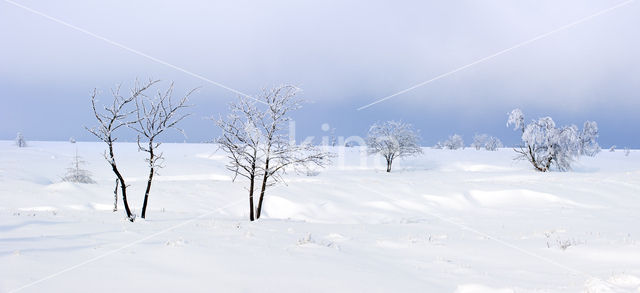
86,79,192,221
216,85,331,221
83,79,607,222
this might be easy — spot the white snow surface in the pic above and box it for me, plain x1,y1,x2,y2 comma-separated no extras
1,141,639,292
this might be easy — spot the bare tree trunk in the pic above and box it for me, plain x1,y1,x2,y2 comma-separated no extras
248,173,256,221
113,178,119,212
386,159,392,172
256,158,270,219
141,142,154,219
108,142,134,221
526,145,548,172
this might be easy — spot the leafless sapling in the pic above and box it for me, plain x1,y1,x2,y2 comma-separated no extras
132,82,194,219
216,85,331,221
61,147,96,184
85,79,158,221
215,97,264,221
254,85,331,219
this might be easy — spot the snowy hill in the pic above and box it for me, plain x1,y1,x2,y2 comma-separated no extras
1,141,639,292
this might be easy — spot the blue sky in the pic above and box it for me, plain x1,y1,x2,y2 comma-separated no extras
1,0,639,147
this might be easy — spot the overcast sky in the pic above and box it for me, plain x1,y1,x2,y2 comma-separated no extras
1,0,639,147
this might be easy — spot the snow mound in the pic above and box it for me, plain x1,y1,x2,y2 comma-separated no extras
468,189,592,208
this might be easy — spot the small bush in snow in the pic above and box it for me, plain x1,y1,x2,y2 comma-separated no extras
471,134,503,151
625,147,630,157
61,149,95,184
471,134,488,150
15,132,26,147
485,136,503,151
442,134,464,150
609,145,616,152
366,121,422,172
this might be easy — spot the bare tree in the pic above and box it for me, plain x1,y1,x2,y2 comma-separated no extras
62,147,96,184
255,85,330,219
132,82,194,219
215,97,264,221
216,85,331,221
86,79,158,221
366,121,422,172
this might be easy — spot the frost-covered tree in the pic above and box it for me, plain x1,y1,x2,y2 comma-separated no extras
485,136,503,151
216,97,264,221
216,85,330,221
507,109,589,172
579,121,600,156
471,134,489,150
443,134,464,150
254,85,330,219
86,79,158,221
609,145,616,152
15,132,26,147
62,148,95,184
366,121,422,172
470,134,503,151
132,82,194,219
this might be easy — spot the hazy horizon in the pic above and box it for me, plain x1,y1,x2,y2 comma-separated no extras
2,0,639,148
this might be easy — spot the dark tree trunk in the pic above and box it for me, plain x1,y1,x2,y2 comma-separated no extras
108,142,134,221
527,145,548,172
141,166,154,219
113,178,119,212
386,159,392,172
256,158,270,219
248,174,255,221
141,142,154,219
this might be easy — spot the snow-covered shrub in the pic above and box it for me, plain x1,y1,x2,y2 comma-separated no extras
625,147,630,157
485,136,503,151
471,134,488,150
69,137,76,144
61,149,95,184
442,134,464,150
579,121,600,156
471,134,502,151
432,141,443,149
609,145,616,152
366,121,422,172
15,132,26,147
507,109,597,172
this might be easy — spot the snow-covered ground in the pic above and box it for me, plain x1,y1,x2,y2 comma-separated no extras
1,141,639,293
